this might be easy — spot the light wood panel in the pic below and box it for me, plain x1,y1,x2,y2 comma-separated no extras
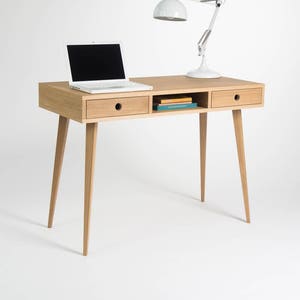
232,110,250,223
200,113,207,202
84,104,263,123
212,88,262,108
41,77,264,101
48,116,69,228
39,83,84,122
134,76,264,97
83,123,98,256
87,96,149,119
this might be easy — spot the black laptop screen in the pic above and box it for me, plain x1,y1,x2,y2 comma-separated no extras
67,44,126,82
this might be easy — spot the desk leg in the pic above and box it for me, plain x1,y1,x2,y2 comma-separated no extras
48,116,69,228
200,113,207,202
83,123,98,256
232,110,250,223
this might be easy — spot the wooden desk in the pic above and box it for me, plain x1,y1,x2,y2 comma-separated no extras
39,76,265,256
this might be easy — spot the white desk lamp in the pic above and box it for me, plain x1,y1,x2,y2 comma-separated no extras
153,0,224,78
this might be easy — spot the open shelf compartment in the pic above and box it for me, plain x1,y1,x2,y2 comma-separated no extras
152,92,210,113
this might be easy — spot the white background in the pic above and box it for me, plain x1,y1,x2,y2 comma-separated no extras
1,0,300,299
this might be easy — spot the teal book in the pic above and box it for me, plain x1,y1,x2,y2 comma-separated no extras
153,102,198,111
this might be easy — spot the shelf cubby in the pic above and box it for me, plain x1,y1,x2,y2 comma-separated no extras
152,92,209,114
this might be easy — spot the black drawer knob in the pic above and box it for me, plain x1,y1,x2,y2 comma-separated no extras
234,94,240,101
115,103,122,110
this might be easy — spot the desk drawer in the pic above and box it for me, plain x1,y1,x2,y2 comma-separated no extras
87,97,149,118
212,88,263,108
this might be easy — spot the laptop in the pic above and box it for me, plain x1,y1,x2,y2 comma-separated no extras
67,43,153,94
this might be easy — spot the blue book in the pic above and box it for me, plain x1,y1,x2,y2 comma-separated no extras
153,102,198,111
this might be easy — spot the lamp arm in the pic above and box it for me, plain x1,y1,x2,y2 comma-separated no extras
197,0,222,56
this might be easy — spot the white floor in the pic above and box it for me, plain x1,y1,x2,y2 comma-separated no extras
1,115,300,300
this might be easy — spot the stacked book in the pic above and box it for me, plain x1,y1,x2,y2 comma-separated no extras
153,95,197,111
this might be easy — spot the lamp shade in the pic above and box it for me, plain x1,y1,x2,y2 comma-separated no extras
153,0,187,21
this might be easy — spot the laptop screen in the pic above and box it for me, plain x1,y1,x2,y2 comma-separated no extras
67,44,126,82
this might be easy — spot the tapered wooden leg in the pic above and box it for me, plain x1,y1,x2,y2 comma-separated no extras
48,116,69,228
232,110,250,223
83,123,98,256
200,113,207,202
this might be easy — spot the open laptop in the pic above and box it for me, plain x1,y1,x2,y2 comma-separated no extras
67,43,153,94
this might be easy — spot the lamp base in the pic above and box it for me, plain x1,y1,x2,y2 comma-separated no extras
186,56,221,79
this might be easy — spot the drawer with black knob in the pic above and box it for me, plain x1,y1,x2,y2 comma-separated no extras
86,96,149,118
211,88,263,108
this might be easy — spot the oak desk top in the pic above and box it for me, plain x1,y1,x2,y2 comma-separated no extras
39,75,264,123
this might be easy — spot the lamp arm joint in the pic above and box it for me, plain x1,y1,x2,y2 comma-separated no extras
197,0,223,56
